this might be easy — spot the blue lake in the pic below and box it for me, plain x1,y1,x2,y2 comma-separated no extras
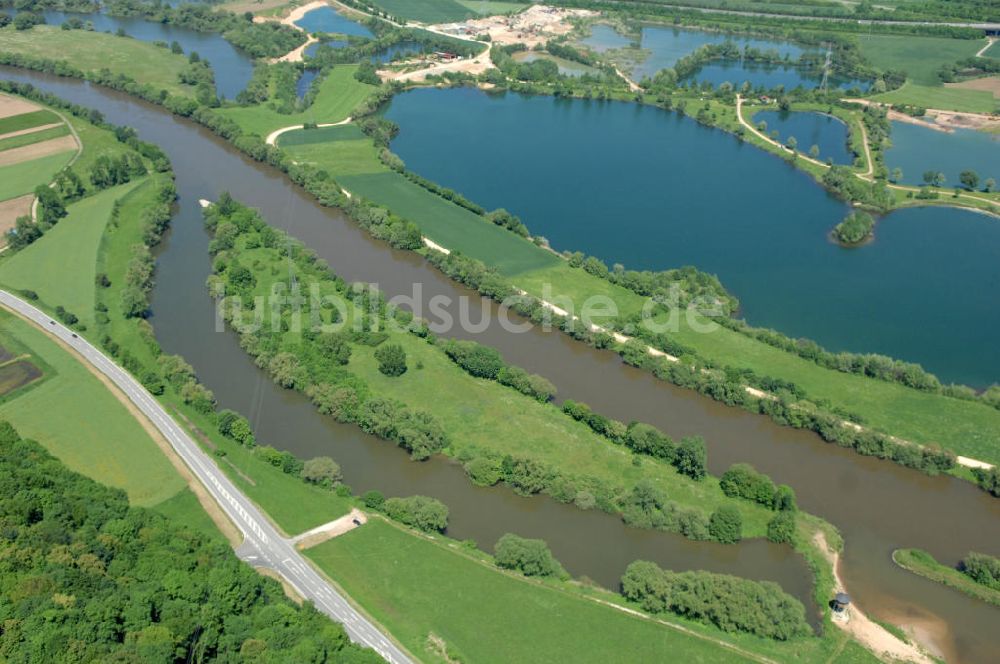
385,87,1000,385
294,6,373,37
753,110,854,165
581,23,867,91
885,121,999,188
2,9,255,99
372,41,425,63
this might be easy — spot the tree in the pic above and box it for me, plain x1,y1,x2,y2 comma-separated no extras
720,463,776,507
766,511,797,544
961,552,1000,590
494,534,566,577
984,178,996,193
34,185,66,225
384,495,448,532
7,216,42,250
808,144,820,159
786,136,797,151
362,490,385,510
301,456,342,487
960,170,979,191
772,484,797,511
674,436,707,480
374,343,407,377
890,167,903,183
709,506,742,543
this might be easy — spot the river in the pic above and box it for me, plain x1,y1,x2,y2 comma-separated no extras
3,68,998,662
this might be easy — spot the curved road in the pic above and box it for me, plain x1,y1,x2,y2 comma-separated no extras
0,289,412,664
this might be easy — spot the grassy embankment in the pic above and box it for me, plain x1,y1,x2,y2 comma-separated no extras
859,34,998,112
307,518,878,664
0,25,197,98
893,549,1000,608
216,65,373,138
275,116,1000,467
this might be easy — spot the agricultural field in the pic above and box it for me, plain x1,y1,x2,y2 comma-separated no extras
0,26,196,97
280,123,559,274
0,93,77,240
308,520,876,664
857,34,986,86
217,65,374,137
873,82,998,113
0,309,186,507
0,182,142,329
367,0,479,23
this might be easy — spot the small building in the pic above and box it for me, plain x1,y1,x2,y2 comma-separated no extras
832,592,851,612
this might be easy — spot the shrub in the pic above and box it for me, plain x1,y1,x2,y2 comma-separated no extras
384,495,449,532
621,561,810,640
719,463,776,508
709,506,743,544
961,552,1000,591
374,343,407,377
832,211,875,244
766,512,797,544
674,436,707,480
494,534,566,578
301,456,343,487
362,490,385,510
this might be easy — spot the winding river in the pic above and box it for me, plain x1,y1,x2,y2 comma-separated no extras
3,68,999,662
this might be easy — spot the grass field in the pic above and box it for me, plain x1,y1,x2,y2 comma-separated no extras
217,65,374,137
0,124,70,152
858,34,986,86
893,549,1000,608
0,181,142,329
0,310,186,506
281,124,560,274
456,0,527,14
308,519,877,664
0,109,59,135
0,25,196,97
151,487,227,541
872,82,998,113
368,0,476,23
0,150,75,202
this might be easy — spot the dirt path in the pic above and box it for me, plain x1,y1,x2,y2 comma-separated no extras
264,115,352,146
0,305,243,546
975,37,996,59
813,533,936,664
291,508,367,549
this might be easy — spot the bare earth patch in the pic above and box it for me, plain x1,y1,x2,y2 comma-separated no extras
946,76,1000,100
0,194,34,242
0,94,40,120
0,135,78,167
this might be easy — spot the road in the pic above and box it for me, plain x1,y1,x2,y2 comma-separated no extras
0,289,412,664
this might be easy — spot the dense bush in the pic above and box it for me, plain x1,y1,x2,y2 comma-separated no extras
383,495,449,532
441,338,555,401
833,211,875,244
621,560,810,640
720,463,785,508
0,422,379,662
301,456,343,487
374,342,407,376
709,505,743,544
494,533,566,578
767,511,798,544
962,552,1000,591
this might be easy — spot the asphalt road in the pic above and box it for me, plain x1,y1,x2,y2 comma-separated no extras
0,290,412,664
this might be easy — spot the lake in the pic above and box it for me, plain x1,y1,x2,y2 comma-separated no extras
294,5,373,38
1,9,255,99
753,110,854,165
385,87,1000,386
580,23,868,91
885,120,1000,188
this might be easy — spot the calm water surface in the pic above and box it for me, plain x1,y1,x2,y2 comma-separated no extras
4,68,999,662
295,6,373,37
2,9,254,99
385,87,1000,386
754,109,853,164
885,120,999,187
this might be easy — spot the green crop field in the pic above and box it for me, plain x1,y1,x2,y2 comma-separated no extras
0,109,59,135
308,520,876,664
368,0,476,23
0,181,142,329
873,82,998,113
456,0,528,14
0,124,71,152
0,26,196,97
0,151,75,202
858,34,986,86
281,123,559,274
217,65,375,137
0,310,186,507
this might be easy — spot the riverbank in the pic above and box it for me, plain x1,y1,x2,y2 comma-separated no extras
893,549,1000,609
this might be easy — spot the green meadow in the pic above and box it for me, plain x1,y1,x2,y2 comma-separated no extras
857,34,986,86
0,151,75,201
